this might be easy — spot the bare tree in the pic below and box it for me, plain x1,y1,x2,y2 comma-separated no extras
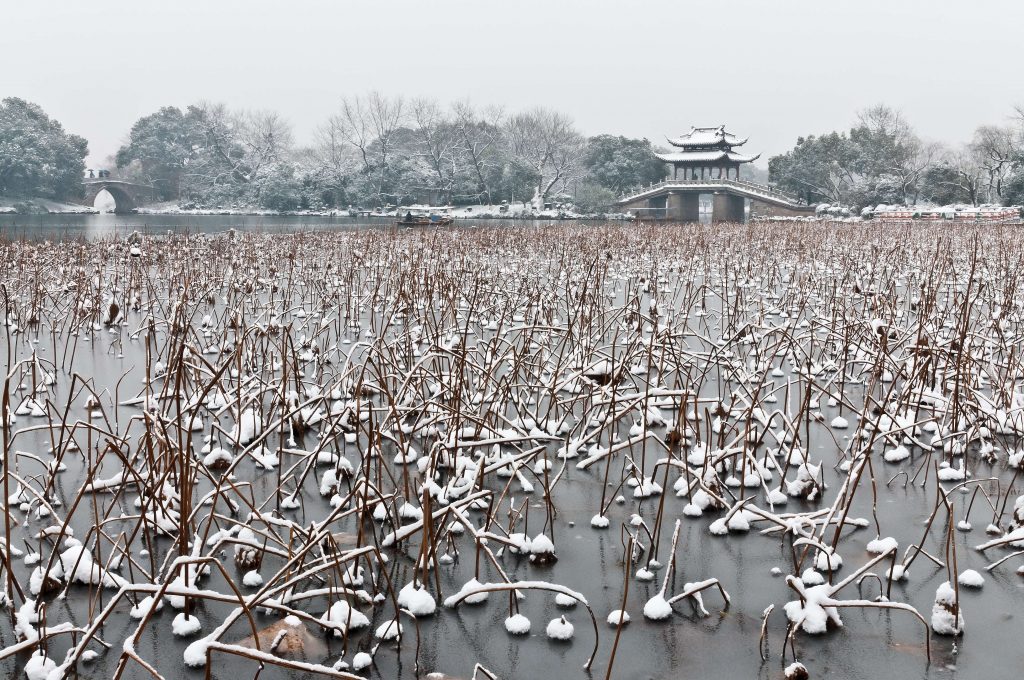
504,108,585,205
854,104,933,204
313,116,360,206
411,98,460,205
334,92,406,204
452,100,504,205
1013,104,1024,128
969,125,1017,202
187,102,245,187
895,140,942,205
186,102,293,192
945,148,984,206
237,110,293,180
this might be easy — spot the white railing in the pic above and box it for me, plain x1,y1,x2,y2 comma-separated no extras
619,178,806,206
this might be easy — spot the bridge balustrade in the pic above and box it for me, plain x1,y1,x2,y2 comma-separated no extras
620,178,805,206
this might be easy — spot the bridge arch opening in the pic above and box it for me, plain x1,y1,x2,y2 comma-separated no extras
93,189,116,213
89,185,137,214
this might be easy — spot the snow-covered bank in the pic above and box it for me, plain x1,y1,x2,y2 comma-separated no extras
0,196,98,214
132,202,630,220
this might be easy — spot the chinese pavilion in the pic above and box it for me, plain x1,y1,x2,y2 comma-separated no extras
616,124,813,222
657,125,760,181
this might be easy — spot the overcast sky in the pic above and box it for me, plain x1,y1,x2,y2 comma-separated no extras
3,0,1022,166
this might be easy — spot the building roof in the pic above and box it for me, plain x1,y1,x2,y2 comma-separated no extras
655,150,760,164
666,125,748,149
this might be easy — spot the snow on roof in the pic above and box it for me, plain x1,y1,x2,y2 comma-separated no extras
666,125,748,148
655,150,760,164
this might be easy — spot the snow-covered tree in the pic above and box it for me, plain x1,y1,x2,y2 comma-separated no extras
331,92,407,205
115,106,198,200
582,135,666,195
0,97,88,200
503,108,586,203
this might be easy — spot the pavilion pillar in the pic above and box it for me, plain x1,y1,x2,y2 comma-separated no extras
712,193,745,223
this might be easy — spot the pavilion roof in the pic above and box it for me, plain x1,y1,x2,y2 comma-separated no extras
655,150,760,164
666,125,748,148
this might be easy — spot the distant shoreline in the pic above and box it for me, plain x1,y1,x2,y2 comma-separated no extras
0,199,629,220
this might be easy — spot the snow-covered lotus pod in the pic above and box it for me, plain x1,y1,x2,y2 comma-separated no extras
957,569,984,588
341,565,364,587
607,609,630,626
883,445,910,463
830,415,849,429
231,407,263,444
234,526,262,570
374,619,402,641
172,612,202,637
886,563,909,582
643,594,672,620
800,569,825,586
321,600,370,636
529,533,557,564
545,615,574,640
784,662,810,680
398,501,423,521
456,577,489,604
24,650,56,680
786,462,824,500
130,595,163,619
866,536,898,555
28,562,63,596
504,613,531,635
202,446,233,470
397,582,436,617
930,581,964,635
766,487,788,506
784,584,842,634
632,476,663,498
58,545,125,589
936,461,967,482
813,547,843,572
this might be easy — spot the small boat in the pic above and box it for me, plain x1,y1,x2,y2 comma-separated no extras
396,215,454,227
396,208,454,227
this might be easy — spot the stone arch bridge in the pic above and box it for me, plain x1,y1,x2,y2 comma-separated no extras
80,179,158,213
617,179,815,222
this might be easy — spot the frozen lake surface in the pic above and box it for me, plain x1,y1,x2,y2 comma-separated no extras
1,222,1022,679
